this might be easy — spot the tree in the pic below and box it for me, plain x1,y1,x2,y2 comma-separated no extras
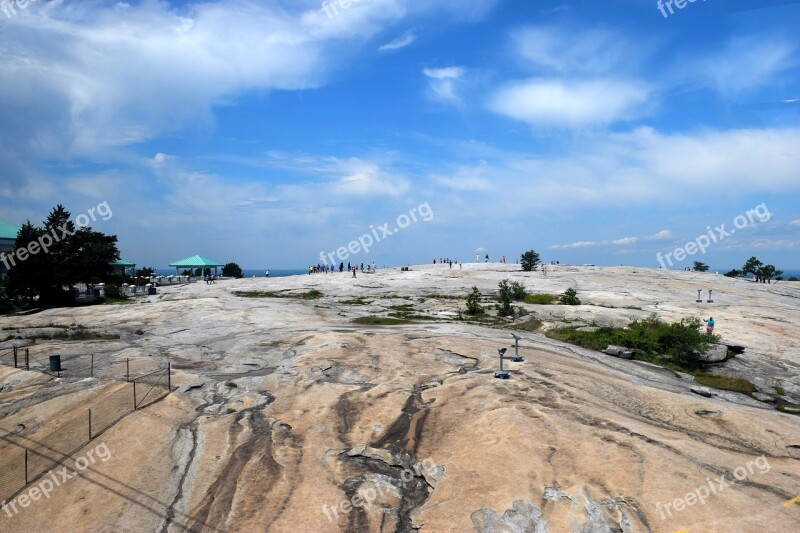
465,286,484,315
520,250,541,272
693,261,709,272
560,288,581,305
223,262,244,278
742,256,763,282
724,269,742,278
6,205,119,307
757,265,782,284
496,280,514,317
136,267,155,277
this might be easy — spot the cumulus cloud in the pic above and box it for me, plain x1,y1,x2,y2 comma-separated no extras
488,78,650,128
647,230,673,240
612,237,637,245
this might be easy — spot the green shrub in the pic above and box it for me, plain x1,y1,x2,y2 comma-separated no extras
509,281,527,301
774,385,786,395
104,284,125,300
465,286,484,315
559,288,581,305
496,280,514,317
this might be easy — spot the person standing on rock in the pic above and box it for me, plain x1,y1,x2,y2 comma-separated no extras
704,317,715,335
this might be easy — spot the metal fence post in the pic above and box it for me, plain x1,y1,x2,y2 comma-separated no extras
89,408,92,440
133,380,137,410
25,349,29,371
126,358,130,382
168,362,171,391
13,346,17,368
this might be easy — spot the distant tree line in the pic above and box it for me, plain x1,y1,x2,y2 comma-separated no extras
725,256,784,283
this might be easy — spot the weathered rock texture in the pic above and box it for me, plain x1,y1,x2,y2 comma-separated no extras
0,265,798,532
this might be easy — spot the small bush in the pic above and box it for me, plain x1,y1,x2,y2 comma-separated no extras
559,288,581,305
226,382,238,388
104,284,125,300
496,280,514,317
509,281,527,301
774,385,786,395
465,286,484,315
693,374,757,395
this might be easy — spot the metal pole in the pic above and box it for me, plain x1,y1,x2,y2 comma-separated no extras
13,346,17,368
25,349,29,371
89,408,92,440
126,358,130,382
167,362,171,391
133,381,137,410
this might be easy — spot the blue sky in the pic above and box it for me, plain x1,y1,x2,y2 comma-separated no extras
1,0,799,270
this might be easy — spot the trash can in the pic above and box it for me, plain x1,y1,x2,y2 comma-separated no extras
49,355,62,372
148,286,157,295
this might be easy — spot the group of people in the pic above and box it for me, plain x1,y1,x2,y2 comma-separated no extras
308,262,377,275
204,274,216,284
433,258,460,269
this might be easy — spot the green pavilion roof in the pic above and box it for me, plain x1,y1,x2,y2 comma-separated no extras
169,255,224,268
0,221,20,240
112,259,137,267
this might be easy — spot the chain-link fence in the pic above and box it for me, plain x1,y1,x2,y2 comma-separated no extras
0,365,172,503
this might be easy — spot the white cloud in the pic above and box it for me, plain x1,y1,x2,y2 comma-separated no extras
700,36,798,94
648,230,673,241
550,241,597,249
790,220,800,226
488,78,650,128
423,66,466,104
512,26,642,75
379,30,417,51
332,159,410,197
612,237,637,245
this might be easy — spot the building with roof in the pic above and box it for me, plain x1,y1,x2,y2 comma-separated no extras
0,221,20,279
168,255,224,277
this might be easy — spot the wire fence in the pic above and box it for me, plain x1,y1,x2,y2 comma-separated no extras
0,345,161,382
0,353,172,503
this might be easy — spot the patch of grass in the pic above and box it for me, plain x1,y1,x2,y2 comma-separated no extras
776,403,800,416
352,316,414,325
226,408,237,414
340,298,371,305
23,329,120,341
103,298,136,305
233,289,323,300
513,316,543,332
226,382,238,388
524,293,558,305
774,385,786,395
693,373,757,395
